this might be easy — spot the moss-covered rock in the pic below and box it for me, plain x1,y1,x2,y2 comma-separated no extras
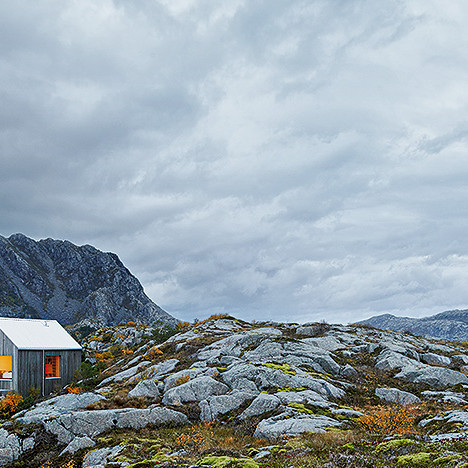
396,452,434,467
196,456,260,467
375,438,423,454
287,403,314,414
261,362,296,376
433,454,462,466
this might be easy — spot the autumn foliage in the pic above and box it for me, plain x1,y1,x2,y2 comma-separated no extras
360,405,416,434
67,385,82,394
0,393,23,418
175,421,214,453
145,346,164,360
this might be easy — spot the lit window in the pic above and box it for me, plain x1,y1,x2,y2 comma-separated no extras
45,355,60,378
0,356,12,380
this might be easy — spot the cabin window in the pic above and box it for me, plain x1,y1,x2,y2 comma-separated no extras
0,356,12,380
45,355,60,379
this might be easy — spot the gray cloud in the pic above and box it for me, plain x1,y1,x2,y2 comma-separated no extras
2,0,468,323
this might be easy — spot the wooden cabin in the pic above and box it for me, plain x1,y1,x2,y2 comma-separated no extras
0,318,82,396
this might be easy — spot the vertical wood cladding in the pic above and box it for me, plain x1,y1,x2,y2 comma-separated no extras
17,349,82,396
17,350,43,396
0,330,17,393
43,350,81,396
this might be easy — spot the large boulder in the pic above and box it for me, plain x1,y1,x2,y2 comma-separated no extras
15,393,105,425
222,363,344,398
44,407,188,444
243,340,341,375
375,350,419,371
128,358,179,384
82,446,123,468
164,367,219,392
239,393,281,419
200,391,254,421
128,380,160,399
395,366,468,387
99,361,151,386
375,388,421,405
421,353,451,366
60,437,95,456
275,390,330,408
0,429,22,466
254,414,340,439
162,376,229,405
302,336,345,352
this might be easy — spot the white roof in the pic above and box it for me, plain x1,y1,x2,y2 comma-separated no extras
0,318,81,350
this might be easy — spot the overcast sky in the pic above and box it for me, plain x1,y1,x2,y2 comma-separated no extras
2,1,468,324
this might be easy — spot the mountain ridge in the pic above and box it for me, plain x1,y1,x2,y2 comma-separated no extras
0,233,177,327
358,308,468,341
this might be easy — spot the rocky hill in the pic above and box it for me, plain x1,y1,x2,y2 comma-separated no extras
3,316,468,467
358,309,468,341
0,233,176,327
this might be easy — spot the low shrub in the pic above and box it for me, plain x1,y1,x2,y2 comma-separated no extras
0,392,23,418
360,405,417,435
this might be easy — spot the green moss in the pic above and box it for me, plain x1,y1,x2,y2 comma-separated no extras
342,442,355,452
287,403,314,414
306,371,331,378
375,439,422,454
114,456,133,463
196,456,259,467
277,387,307,392
270,446,287,455
215,367,227,372
261,362,296,375
285,439,306,450
96,437,113,444
148,443,163,452
433,454,462,466
397,452,434,467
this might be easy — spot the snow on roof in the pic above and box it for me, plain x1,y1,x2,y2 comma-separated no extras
0,318,81,350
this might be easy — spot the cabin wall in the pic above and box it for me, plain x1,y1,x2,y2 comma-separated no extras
17,350,43,396
43,350,82,396
0,330,17,393
17,349,82,396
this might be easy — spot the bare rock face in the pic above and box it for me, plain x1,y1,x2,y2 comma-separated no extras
358,309,468,341
0,233,176,326
375,387,421,405
254,413,341,439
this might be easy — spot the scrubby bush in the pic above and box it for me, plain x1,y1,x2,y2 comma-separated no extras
360,405,416,435
0,392,23,418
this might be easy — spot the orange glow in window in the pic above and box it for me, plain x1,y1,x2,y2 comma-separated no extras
45,355,60,378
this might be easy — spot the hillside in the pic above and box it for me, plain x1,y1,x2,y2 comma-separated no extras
3,316,468,467
0,233,176,327
358,309,468,341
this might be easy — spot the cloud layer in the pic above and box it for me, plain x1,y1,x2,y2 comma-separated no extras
2,0,468,323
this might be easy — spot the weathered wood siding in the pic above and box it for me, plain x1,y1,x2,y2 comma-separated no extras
17,349,82,396
0,330,16,393
17,350,43,396
43,350,81,396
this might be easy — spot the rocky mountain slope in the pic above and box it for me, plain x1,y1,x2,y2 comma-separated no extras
3,316,468,467
358,309,468,341
0,233,176,326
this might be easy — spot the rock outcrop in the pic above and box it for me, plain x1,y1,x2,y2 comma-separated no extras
5,315,468,467
0,233,176,326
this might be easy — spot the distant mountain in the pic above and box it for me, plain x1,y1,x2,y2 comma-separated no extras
0,233,177,327
358,309,468,341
